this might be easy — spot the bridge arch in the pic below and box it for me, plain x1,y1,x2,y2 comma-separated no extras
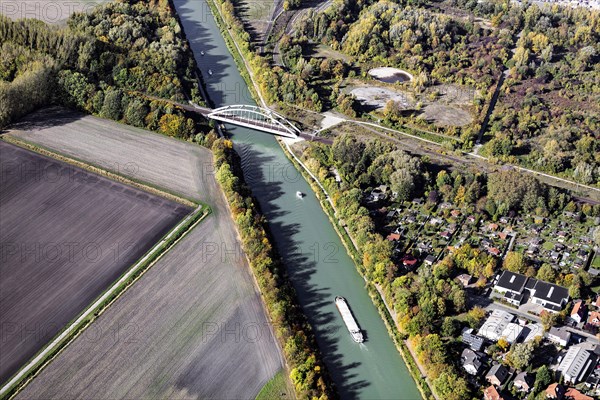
207,105,302,138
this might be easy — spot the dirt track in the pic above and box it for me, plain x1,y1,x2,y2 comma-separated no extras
0,141,190,384
9,108,282,399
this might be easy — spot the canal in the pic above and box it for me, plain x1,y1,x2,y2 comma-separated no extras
172,0,422,398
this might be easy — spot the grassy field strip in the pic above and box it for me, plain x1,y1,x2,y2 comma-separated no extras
2,135,198,207
255,370,294,400
0,183,207,400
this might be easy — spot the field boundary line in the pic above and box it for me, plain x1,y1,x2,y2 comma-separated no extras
1,205,209,399
2,135,200,208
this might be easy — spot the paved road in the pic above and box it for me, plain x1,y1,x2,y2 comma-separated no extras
469,294,600,344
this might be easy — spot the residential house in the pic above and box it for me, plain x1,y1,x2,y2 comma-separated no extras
462,330,485,352
504,291,525,306
577,249,589,261
529,237,543,247
570,300,587,325
547,326,571,347
494,270,527,294
494,271,569,312
557,345,597,384
488,247,501,257
439,231,451,240
513,371,533,392
564,388,594,400
488,223,499,231
587,311,600,328
402,256,418,269
530,280,569,312
456,273,472,287
461,348,485,376
584,362,600,395
545,383,566,399
486,364,509,387
429,217,443,226
370,188,386,202
386,233,400,242
451,209,461,218
495,271,528,296
483,386,505,400
424,254,436,266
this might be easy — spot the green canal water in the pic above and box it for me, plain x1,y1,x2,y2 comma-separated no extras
172,0,422,398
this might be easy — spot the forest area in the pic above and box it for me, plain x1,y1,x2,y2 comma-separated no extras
0,0,211,141
269,0,599,185
294,133,600,400
481,4,600,185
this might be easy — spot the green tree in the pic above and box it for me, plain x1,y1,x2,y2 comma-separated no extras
536,263,556,283
390,168,416,202
503,251,527,274
506,341,536,370
534,365,552,392
124,98,149,128
100,88,123,121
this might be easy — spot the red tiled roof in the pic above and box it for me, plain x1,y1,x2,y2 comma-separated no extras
571,300,582,317
484,386,503,400
386,233,400,241
588,311,600,327
565,388,593,400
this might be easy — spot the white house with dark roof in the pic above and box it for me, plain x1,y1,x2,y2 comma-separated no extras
530,280,569,312
461,348,485,376
495,271,528,295
493,271,569,312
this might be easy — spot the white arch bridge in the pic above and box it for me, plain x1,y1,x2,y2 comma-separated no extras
205,105,302,139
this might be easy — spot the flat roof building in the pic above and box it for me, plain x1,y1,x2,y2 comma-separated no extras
558,346,597,384
479,310,514,341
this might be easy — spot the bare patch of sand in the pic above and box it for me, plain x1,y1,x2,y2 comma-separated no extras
350,86,414,109
419,104,473,127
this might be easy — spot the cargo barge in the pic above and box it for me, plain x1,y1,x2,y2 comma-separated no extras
335,296,364,343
